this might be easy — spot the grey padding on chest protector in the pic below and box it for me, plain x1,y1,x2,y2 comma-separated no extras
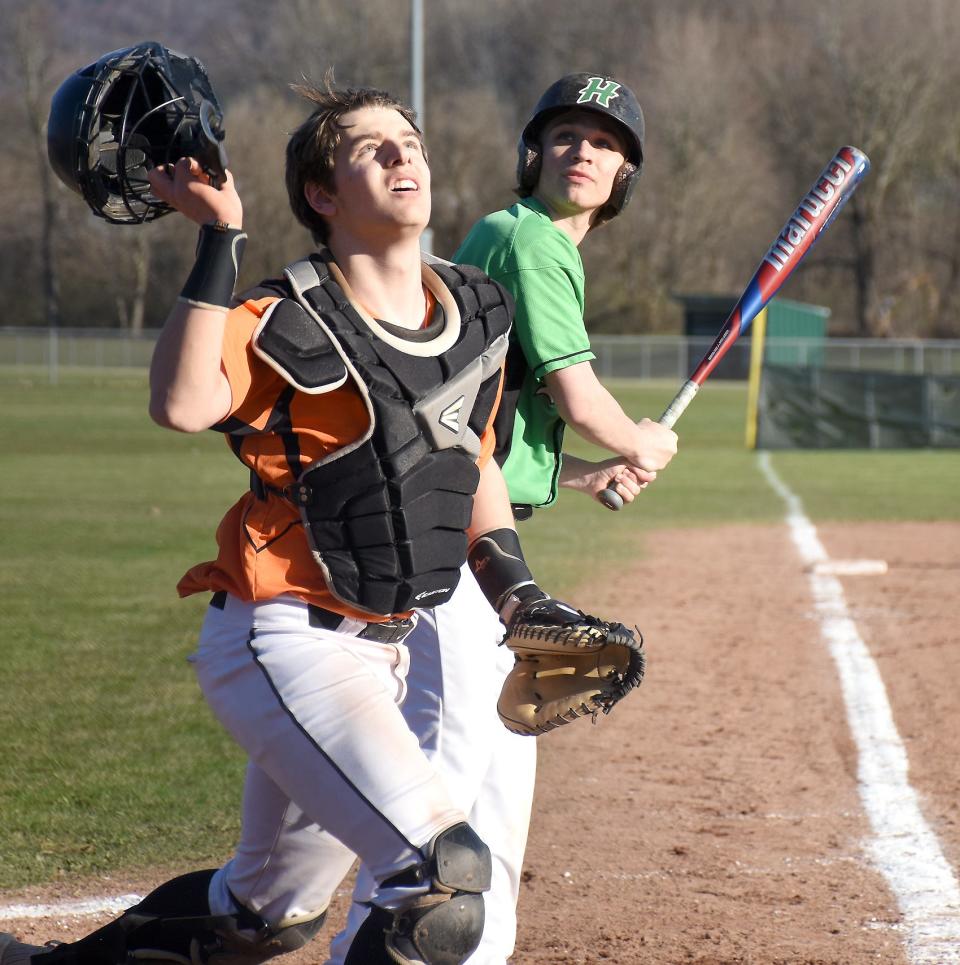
414,357,484,457
286,256,326,294
252,298,349,394
414,332,508,458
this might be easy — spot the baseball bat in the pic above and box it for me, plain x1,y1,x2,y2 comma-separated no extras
600,144,870,511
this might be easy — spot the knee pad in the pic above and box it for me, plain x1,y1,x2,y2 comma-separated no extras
383,823,492,965
37,870,326,965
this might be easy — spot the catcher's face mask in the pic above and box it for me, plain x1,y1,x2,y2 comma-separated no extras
47,41,228,224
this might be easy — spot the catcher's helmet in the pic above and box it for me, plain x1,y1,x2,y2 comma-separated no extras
47,41,227,225
517,72,644,225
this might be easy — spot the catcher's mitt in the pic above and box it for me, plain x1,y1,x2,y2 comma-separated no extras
497,596,645,737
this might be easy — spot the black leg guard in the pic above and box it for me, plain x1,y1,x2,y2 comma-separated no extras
344,823,492,965
29,870,326,965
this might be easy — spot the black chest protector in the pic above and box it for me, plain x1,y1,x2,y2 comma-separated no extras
250,252,511,617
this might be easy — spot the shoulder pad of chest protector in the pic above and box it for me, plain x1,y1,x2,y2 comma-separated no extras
252,297,349,394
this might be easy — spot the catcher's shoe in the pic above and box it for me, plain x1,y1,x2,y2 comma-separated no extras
0,934,60,964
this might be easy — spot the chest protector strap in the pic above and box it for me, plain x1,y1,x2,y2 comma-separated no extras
251,252,510,617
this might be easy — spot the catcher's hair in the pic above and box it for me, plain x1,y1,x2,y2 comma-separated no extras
285,70,425,245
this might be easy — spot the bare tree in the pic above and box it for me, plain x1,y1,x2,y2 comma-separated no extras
1,0,958,337
114,233,151,333
751,0,959,335
6,2,62,328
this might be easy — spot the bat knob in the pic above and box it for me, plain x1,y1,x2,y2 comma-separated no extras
599,485,624,512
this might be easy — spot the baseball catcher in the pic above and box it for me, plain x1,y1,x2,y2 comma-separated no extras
468,528,645,736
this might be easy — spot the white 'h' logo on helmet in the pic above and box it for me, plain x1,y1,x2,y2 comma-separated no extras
577,77,621,108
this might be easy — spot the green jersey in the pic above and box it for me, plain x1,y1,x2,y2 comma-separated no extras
454,198,594,507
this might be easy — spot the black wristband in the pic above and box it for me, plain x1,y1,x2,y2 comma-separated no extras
179,222,247,310
467,527,545,619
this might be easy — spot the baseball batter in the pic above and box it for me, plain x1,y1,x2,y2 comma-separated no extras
459,72,678,511
0,70,641,965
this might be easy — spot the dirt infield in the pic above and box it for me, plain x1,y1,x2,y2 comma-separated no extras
2,521,957,964
512,520,959,964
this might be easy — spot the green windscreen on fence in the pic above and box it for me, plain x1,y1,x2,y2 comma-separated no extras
756,364,960,448
676,294,830,378
765,299,830,367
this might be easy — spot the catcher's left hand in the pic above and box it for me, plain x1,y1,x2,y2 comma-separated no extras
497,596,645,737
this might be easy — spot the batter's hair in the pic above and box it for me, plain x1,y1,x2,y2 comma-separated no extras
286,70,425,245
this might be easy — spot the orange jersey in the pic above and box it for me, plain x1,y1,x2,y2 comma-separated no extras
178,292,500,622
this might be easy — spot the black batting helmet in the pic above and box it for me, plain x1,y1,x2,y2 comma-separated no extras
47,41,228,225
517,72,644,226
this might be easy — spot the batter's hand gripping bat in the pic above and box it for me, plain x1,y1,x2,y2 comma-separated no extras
600,144,870,511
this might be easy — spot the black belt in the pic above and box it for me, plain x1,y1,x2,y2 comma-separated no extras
511,503,533,522
209,590,415,644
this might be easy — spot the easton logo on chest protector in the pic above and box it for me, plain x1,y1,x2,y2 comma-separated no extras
577,77,621,107
439,396,466,433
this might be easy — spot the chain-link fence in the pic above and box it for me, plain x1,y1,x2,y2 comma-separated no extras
1,327,157,375
2,327,960,381
589,335,960,380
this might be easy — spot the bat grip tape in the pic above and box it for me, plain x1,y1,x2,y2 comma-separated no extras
658,380,700,428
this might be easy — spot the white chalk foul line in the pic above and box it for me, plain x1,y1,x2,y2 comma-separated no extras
0,894,141,921
758,452,960,964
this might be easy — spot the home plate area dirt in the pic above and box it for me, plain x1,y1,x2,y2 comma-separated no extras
2,522,957,964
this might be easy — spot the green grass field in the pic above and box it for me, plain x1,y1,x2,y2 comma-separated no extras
1,370,957,889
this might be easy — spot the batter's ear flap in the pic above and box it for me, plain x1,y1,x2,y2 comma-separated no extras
305,181,336,218
515,136,541,198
